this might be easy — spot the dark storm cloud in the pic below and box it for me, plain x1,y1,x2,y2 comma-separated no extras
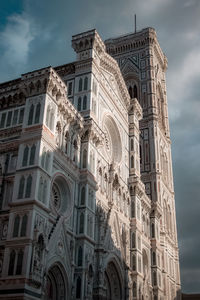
0,0,200,293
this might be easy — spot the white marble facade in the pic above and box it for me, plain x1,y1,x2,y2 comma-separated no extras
0,28,181,299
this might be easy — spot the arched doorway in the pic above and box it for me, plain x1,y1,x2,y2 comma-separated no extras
104,262,122,300
45,265,66,300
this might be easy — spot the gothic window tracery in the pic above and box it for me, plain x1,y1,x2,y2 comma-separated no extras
84,77,88,90
28,104,34,125
16,250,24,275
77,246,83,266
20,215,27,237
79,213,84,234
13,215,20,237
18,176,25,199
83,95,87,110
34,103,41,124
25,175,32,198
22,146,29,167
80,186,85,205
22,146,29,166
78,78,83,92
78,97,82,111
52,183,61,211
76,276,82,298
8,250,15,275
131,155,134,168
29,144,36,165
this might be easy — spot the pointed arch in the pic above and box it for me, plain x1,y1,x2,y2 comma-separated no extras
13,215,20,237
18,176,25,199
20,215,27,237
28,104,34,125
76,276,82,298
78,78,83,92
79,213,84,234
16,250,24,275
22,146,29,166
77,97,82,111
133,84,138,98
84,77,88,90
8,250,16,275
25,175,32,198
34,102,41,123
29,144,36,165
77,246,83,266
80,186,85,205
83,95,87,110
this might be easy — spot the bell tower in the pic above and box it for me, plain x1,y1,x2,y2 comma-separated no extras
105,27,181,299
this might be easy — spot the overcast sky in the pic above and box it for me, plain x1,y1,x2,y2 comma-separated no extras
0,0,200,294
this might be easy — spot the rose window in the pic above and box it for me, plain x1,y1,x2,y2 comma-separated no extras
52,183,61,211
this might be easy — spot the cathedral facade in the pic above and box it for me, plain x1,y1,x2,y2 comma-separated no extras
0,28,181,299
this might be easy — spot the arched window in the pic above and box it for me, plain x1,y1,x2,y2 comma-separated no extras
151,223,155,238
131,232,136,248
132,281,137,297
13,215,20,237
25,175,32,198
131,155,134,168
22,146,29,166
28,104,34,125
131,139,134,151
153,271,157,286
83,95,87,110
128,86,133,98
34,103,41,123
20,215,27,237
152,251,156,265
18,176,25,199
65,131,69,154
134,85,138,98
132,253,136,271
84,77,88,90
78,97,82,111
80,187,85,205
29,144,36,165
82,149,87,168
8,250,16,275
76,276,81,298
79,213,84,234
78,78,83,92
16,250,23,275
77,246,83,266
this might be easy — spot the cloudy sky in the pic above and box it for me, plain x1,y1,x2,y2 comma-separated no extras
0,0,200,294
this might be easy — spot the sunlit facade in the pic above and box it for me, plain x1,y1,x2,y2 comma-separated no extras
0,28,181,299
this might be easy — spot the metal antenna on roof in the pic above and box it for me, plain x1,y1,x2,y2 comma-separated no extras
134,14,137,33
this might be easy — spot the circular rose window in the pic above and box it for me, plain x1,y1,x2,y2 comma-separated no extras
103,115,122,164
52,183,61,211
50,174,72,218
